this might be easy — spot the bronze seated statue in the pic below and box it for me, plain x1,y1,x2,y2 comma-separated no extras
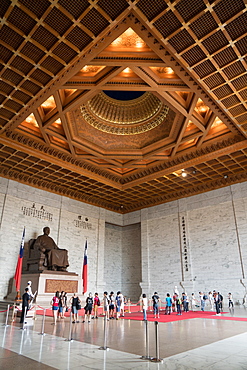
26,227,69,272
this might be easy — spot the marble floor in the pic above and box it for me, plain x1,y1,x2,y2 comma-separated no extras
0,306,247,369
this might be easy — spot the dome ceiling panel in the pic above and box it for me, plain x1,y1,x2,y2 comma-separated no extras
0,1,247,213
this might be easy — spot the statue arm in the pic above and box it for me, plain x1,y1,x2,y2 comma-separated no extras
33,237,46,253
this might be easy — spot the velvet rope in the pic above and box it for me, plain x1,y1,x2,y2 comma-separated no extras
0,306,13,312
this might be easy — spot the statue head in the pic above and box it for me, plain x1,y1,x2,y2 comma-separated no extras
43,227,50,236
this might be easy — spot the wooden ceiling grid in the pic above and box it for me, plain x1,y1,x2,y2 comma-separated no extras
0,0,247,213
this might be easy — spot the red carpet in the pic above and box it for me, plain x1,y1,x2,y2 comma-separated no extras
36,307,247,322
121,310,247,322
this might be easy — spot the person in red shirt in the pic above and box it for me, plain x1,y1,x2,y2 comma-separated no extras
93,292,100,319
51,291,59,325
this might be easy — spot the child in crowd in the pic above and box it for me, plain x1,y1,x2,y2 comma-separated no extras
176,293,182,315
83,292,93,323
165,293,172,315
115,291,121,320
93,292,100,319
109,291,115,319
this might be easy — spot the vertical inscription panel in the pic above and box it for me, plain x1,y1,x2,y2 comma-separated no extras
45,279,78,293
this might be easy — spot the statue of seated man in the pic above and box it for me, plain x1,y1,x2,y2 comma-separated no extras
33,227,69,271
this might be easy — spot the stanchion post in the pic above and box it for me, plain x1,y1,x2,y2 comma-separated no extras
140,319,151,360
20,307,27,330
65,310,73,342
12,305,16,322
128,298,131,313
33,305,37,320
150,321,163,363
99,314,109,350
3,304,10,327
38,308,46,335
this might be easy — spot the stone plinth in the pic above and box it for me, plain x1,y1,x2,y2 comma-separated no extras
8,271,81,307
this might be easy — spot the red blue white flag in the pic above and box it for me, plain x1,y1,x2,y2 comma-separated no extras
14,227,25,292
82,240,88,294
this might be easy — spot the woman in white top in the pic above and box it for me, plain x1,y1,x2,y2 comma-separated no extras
208,291,214,311
141,293,148,321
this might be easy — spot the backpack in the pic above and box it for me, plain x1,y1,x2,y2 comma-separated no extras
116,296,121,306
153,296,158,304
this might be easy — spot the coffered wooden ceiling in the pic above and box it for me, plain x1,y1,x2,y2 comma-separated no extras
0,0,247,213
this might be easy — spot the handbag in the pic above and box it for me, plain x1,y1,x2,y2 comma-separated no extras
76,303,81,310
65,307,68,312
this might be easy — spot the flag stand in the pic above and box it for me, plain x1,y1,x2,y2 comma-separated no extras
15,291,21,302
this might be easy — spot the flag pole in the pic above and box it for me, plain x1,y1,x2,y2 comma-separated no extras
82,239,88,296
14,227,26,303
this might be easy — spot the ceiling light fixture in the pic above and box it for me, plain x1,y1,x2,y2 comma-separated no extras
181,169,187,178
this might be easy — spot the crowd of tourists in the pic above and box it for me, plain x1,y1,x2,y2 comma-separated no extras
50,290,126,324
138,290,234,321
21,281,234,325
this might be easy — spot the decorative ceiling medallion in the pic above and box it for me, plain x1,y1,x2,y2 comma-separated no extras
80,92,169,135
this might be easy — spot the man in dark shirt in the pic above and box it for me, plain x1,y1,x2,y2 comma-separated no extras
152,292,160,318
20,288,30,323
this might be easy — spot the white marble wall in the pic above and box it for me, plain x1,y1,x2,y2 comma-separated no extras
122,223,141,299
0,179,121,300
104,223,123,294
142,183,247,302
1,177,247,303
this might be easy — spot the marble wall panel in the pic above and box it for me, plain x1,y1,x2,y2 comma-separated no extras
122,223,141,300
104,223,123,294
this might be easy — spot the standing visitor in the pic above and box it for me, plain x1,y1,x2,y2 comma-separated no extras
218,292,223,311
51,291,60,325
93,292,100,319
119,291,125,317
115,291,121,320
152,292,160,319
64,292,68,313
83,292,93,323
214,292,221,315
176,294,182,315
228,293,234,308
58,291,65,319
70,293,81,323
165,293,172,315
141,294,148,320
208,292,214,311
109,291,115,319
199,292,205,311
182,292,189,312
190,293,197,311
20,288,30,324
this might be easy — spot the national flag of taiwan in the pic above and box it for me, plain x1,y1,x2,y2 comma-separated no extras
82,240,88,294
14,227,25,292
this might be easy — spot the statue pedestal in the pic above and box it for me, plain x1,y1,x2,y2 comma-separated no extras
8,271,82,307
